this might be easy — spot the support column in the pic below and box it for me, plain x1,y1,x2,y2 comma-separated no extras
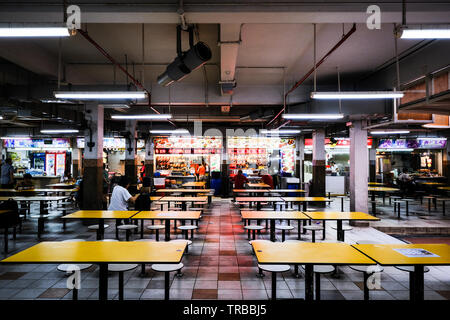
296,136,305,183
82,103,104,210
443,142,450,185
72,139,82,179
124,120,137,185
312,129,325,197
221,132,229,197
369,141,377,182
349,120,369,215
144,137,154,181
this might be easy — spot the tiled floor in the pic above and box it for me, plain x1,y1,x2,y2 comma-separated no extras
0,196,449,300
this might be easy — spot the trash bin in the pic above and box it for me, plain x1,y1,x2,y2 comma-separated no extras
211,171,221,196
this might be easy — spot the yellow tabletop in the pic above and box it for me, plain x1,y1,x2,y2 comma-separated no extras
47,182,77,187
132,210,202,220
150,196,162,201
421,182,445,186
160,196,207,202
438,186,450,191
0,210,11,215
268,189,306,193
353,244,450,266
233,189,271,193
241,211,310,220
368,182,384,186
156,189,213,193
304,211,380,221
62,210,139,219
235,197,283,202
248,183,270,188
281,197,332,202
0,188,78,193
0,196,69,201
368,187,399,192
182,182,206,188
252,242,375,265
1,241,186,264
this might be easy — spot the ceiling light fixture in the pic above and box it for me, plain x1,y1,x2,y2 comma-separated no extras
310,91,404,99
150,129,190,134
282,114,344,120
54,91,147,100
397,25,450,39
0,27,70,37
370,130,410,134
111,114,172,120
40,129,79,134
260,129,302,134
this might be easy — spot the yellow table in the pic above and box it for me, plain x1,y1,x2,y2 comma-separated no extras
368,182,384,186
247,183,270,188
132,210,202,240
353,243,450,301
182,181,206,188
281,197,332,211
0,188,78,195
421,182,445,186
1,241,186,300
304,211,380,241
235,197,283,211
241,211,309,241
368,187,400,213
160,196,207,210
156,189,213,204
46,182,77,188
437,186,450,191
63,210,139,240
252,241,375,300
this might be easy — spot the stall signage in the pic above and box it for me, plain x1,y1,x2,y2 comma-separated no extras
3,138,70,149
304,138,372,148
77,138,145,149
378,138,447,149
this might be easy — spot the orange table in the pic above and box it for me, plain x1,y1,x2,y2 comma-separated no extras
281,197,332,211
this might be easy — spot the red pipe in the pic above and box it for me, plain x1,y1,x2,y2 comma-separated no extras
77,29,177,127
267,23,356,127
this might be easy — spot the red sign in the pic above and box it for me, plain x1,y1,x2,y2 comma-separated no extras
304,138,372,147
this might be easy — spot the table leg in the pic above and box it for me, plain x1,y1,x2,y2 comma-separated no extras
297,220,302,240
302,202,307,211
3,227,8,254
363,272,369,300
322,220,326,240
182,202,186,211
270,220,275,242
119,271,124,300
271,272,277,300
315,272,321,300
337,220,343,241
340,197,344,212
99,218,104,240
164,271,170,300
165,219,171,241
72,287,78,301
412,265,424,301
98,263,108,301
305,264,314,301
257,202,261,211
140,220,144,239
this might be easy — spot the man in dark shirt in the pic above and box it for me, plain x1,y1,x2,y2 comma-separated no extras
233,170,249,189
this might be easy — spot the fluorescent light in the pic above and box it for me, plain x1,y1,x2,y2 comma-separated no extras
260,129,301,134
282,113,344,120
41,99,74,104
111,114,172,120
54,91,147,100
40,129,79,134
399,27,450,39
150,129,189,134
0,116,3,120
1,137,30,140
101,104,130,109
0,27,70,37
370,130,410,135
422,124,450,129
311,91,404,99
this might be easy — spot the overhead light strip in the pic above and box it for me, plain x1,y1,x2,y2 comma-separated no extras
311,91,404,99
282,114,344,120
370,130,410,134
150,129,189,134
40,129,79,134
0,27,70,37
54,91,147,100
112,114,172,120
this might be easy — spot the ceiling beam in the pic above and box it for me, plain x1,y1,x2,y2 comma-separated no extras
219,23,241,95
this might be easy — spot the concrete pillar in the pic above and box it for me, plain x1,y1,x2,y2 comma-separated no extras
296,136,305,183
124,120,137,185
312,129,326,197
349,120,369,214
443,142,450,185
82,103,104,210
369,139,377,182
144,137,154,180
221,131,229,197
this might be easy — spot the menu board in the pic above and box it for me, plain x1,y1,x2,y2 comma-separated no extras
3,138,70,149
305,138,373,148
378,138,447,150
77,138,145,149
154,137,222,149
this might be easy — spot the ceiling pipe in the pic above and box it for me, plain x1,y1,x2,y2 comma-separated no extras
266,23,357,127
77,28,177,127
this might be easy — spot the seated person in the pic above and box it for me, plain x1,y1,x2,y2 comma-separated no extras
108,176,139,212
60,170,75,183
260,169,274,188
233,170,249,189
16,173,34,190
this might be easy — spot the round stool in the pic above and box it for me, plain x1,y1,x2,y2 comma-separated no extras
301,265,335,301
170,239,192,254
146,224,165,241
117,224,138,241
423,196,436,214
108,264,138,300
331,225,353,241
349,264,384,300
88,224,110,240
134,239,154,275
389,195,402,206
244,225,264,240
303,225,324,243
177,225,198,240
258,264,290,300
275,225,294,242
151,263,184,300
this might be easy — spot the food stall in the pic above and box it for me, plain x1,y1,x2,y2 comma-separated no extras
227,136,296,178
76,137,145,177
2,137,71,187
153,136,222,186
376,137,447,184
